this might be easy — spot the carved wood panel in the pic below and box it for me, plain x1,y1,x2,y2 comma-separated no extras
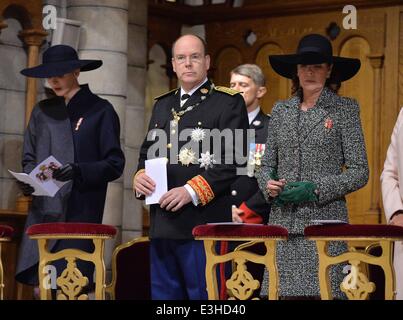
255,43,289,114
213,46,242,87
338,37,375,224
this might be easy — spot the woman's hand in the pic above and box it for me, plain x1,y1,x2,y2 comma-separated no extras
390,212,403,227
266,178,286,198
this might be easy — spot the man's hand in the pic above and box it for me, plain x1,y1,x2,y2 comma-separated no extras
52,163,77,181
232,205,244,223
16,181,35,196
159,187,192,212
133,172,155,196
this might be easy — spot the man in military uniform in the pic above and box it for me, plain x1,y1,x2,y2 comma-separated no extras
133,34,248,299
229,64,271,224
218,64,272,299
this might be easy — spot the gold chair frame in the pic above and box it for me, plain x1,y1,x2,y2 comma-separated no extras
306,236,402,300
30,233,113,300
195,236,286,300
0,236,11,300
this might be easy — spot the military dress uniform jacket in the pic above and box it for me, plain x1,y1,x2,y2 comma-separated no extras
229,110,271,223
16,85,125,285
256,87,369,297
136,80,249,239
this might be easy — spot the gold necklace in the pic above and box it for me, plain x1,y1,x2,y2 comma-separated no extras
171,83,214,127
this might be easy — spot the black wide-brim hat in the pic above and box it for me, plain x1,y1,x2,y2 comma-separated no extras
269,34,360,82
21,44,102,78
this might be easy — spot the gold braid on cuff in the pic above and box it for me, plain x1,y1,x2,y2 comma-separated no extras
187,175,215,206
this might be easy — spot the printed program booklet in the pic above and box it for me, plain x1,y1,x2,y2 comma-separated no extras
9,155,68,197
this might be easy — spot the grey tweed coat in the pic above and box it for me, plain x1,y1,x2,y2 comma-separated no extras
256,87,369,297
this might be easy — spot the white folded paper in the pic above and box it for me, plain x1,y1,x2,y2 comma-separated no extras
145,158,168,205
9,155,68,197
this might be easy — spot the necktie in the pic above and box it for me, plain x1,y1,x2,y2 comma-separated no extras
181,93,190,101
180,93,190,107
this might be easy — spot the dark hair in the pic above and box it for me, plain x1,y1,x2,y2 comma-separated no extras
171,34,208,57
291,64,341,95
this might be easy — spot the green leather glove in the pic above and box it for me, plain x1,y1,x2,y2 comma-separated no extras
278,181,318,205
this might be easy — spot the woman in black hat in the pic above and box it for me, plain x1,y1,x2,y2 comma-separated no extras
256,34,369,299
15,45,125,292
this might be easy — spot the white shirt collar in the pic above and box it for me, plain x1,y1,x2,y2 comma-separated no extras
248,107,261,125
180,77,208,98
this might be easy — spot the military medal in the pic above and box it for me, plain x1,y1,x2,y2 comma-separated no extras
178,148,196,166
191,127,206,142
171,111,181,127
252,120,261,126
75,117,83,131
247,143,265,177
198,151,216,170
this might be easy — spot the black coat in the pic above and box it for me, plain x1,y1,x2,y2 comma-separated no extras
229,110,271,223
16,84,125,285
136,80,249,239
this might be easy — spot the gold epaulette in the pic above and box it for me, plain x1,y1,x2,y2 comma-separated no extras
154,88,179,100
213,86,240,96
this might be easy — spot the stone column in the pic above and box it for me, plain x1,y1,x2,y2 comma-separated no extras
66,0,129,256
123,0,148,243
0,19,28,209
19,29,48,125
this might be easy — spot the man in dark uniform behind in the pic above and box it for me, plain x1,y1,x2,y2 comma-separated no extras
133,34,249,299
229,64,271,224
218,64,272,299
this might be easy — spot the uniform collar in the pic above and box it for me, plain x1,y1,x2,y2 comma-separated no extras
180,77,209,98
248,107,261,125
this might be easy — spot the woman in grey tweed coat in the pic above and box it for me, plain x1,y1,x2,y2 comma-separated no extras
256,34,369,298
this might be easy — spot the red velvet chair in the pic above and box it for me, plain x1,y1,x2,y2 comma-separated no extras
304,223,403,300
193,224,288,300
105,237,150,300
27,222,116,300
0,225,13,300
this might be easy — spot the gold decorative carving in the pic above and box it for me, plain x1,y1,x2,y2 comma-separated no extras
309,238,399,300
18,29,48,47
195,238,284,300
56,257,89,300
226,258,260,300
340,259,375,300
